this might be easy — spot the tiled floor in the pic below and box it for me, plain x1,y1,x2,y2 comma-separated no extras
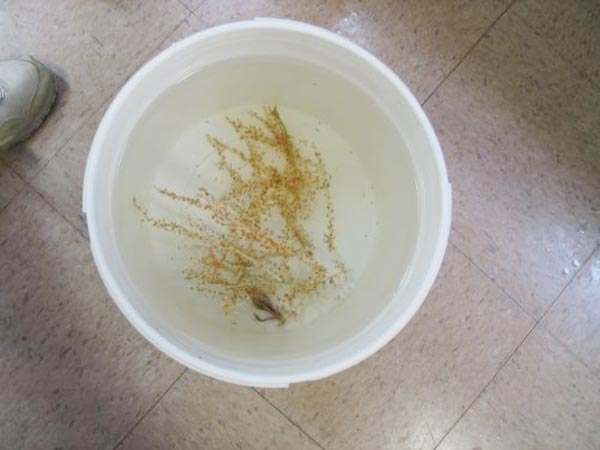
1,1,599,449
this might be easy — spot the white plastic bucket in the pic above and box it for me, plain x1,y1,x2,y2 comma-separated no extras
83,18,451,387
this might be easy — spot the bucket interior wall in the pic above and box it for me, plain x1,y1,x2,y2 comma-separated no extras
112,54,419,362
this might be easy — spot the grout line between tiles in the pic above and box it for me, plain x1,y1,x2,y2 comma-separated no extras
1,165,88,243
21,10,196,238
426,422,436,447
433,321,537,449
449,241,537,322
188,0,211,15
0,100,96,183
31,185,88,241
26,8,195,187
450,232,594,324
539,320,600,379
537,244,598,324
534,244,600,377
26,100,109,185
434,243,598,448
152,9,196,51
176,0,194,13
112,367,188,450
421,0,517,107
252,388,327,450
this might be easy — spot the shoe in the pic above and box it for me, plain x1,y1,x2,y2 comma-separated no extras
0,56,56,151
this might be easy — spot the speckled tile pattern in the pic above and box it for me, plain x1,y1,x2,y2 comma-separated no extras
2,0,600,449
117,373,322,450
30,105,106,236
514,0,600,88
0,188,184,449
424,10,600,318
0,0,188,180
438,327,600,450
30,18,199,237
259,245,534,450
193,0,512,101
0,160,24,210
542,248,600,375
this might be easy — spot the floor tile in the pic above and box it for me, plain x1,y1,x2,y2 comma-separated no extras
30,18,200,237
158,15,205,51
193,0,511,101
438,326,600,450
30,105,106,236
0,160,24,210
0,0,188,180
256,245,533,450
6,2,596,448
514,0,600,88
178,0,206,13
118,372,321,450
0,187,184,449
425,10,600,318
542,247,600,375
